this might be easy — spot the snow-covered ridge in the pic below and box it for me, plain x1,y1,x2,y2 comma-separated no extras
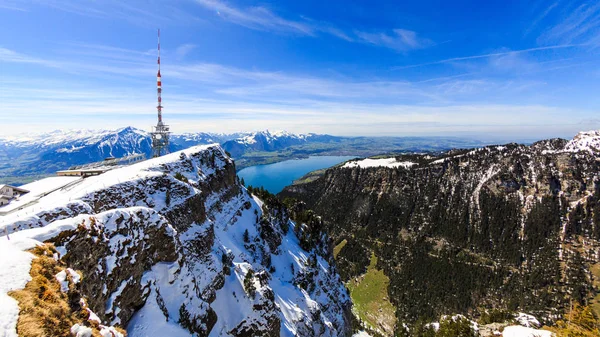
232,130,311,146
563,130,600,153
0,144,350,337
342,157,416,169
0,127,307,149
0,126,147,148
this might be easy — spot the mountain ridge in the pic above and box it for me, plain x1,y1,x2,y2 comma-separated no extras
280,129,600,334
0,144,351,337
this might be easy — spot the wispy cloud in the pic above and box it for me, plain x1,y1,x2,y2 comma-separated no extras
0,45,552,105
0,79,590,139
524,1,559,36
0,47,62,67
196,0,314,35
0,42,593,139
392,44,584,69
538,2,600,46
175,44,197,60
0,1,27,11
7,0,202,26
194,0,428,51
355,29,432,52
7,0,430,53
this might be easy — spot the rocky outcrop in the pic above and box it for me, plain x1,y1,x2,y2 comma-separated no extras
50,208,178,326
2,144,351,337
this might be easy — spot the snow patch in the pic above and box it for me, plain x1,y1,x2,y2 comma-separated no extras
516,312,540,328
0,240,35,337
343,158,416,169
70,324,93,337
502,325,553,337
99,326,125,337
353,331,373,337
55,268,81,292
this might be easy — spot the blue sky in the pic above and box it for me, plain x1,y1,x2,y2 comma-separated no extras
1,0,599,141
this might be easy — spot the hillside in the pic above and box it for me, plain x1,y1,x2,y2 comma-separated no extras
280,131,600,334
0,145,351,336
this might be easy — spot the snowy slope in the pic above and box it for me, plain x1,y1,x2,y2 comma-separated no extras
563,130,600,153
0,144,350,336
342,158,416,169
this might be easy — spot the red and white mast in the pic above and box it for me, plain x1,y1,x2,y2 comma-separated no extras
151,29,170,158
157,29,163,124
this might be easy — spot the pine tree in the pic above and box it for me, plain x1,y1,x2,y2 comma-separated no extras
244,269,256,299
243,229,250,243
165,189,171,207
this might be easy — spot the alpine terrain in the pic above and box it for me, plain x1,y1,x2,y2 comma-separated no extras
0,127,489,186
281,130,600,336
0,145,351,337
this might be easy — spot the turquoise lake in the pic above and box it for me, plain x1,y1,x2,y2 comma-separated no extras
237,156,356,194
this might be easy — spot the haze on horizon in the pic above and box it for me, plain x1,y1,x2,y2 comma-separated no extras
1,0,599,141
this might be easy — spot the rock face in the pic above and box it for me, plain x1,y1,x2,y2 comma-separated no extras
281,132,600,327
1,145,351,337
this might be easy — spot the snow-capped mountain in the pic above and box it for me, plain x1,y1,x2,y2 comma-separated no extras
0,127,232,183
0,145,351,336
222,130,339,157
170,132,242,150
0,127,155,181
0,127,332,184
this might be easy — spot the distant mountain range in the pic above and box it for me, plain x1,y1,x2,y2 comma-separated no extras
0,126,490,185
221,130,342,157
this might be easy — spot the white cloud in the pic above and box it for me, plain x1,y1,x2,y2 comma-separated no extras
524,1,559,36
538,2,600,46
175,44,197,60
7,0,201,26
0,44,594,140
0,1,27,11
194,0,431,51
196,0,314,35
355,29,432,52
392,44,584,70
0,47,60,66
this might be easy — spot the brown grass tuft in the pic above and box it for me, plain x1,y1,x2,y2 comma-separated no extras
8,243,124,337
9,244,76,337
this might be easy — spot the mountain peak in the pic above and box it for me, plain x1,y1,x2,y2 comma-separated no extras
563,129,600,153
116,126,146,134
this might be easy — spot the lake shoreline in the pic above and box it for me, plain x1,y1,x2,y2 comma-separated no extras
237,155,357,194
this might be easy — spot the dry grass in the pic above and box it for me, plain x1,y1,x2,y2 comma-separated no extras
543,304,600,337
8,243,119,337
589,263,600,317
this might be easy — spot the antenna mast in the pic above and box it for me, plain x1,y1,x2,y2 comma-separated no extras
151,28,170,157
